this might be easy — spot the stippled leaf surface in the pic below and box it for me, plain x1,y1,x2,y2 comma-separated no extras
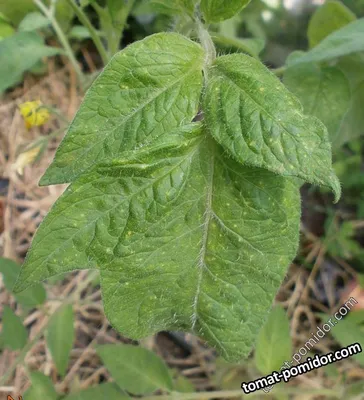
283,64,351,145
307,0,356,48
40,33,204,185
97,344,173,394
288,19,364,66
201,0,251,23
204,54,341,201
15,124,300,361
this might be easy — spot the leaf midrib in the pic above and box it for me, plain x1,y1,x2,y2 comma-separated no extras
21,139,203,289
54,57,203,182
191,139,215,329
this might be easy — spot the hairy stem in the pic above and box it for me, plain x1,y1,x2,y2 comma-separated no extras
66,0,109,65
197,22,216,78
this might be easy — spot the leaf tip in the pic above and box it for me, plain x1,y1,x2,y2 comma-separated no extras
331,173,342,204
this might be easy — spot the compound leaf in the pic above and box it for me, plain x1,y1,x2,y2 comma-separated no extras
201,0,251,23
46,304,75,376
255,305,292,375
283,64,351,145
2,306,27,350
15,124,300,361
308,0,356,48
289,18,364,66
97,344,173,394
204,54,341,202
40,32,204,185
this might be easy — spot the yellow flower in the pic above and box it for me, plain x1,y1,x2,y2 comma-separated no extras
19,100,50,129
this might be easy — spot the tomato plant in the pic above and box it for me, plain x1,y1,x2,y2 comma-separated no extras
11,0,350,363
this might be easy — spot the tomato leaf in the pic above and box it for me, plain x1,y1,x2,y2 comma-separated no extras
23,372,58,400
204,54,341,202
40,33,204,185
46,304,75,376
0,257,46,307
2,306,27,350
15,124,300,361
97,344,173,394
284,64,351,145
0,32,61,94
307,0,356,48
289,19,364,66
201,0,251,23
255,305,292,374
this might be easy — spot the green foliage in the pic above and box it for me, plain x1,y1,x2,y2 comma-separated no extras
0,12,14,40
283,64,351,145
254,305,292,375
308,0,356,48
46,304,75,376
0,32,61,94
0,257,46,307
97,344,173,394
23,372,59,400
39,33,204,185
0,0,36,25
204,54,340,201
1,306,27,350
201,0,251,23
13,3,342,362
324,218,363,260
289,19,364,66
62,384,129,400
0,0,73,30
321,315,364,366
335,79,364,148
150,0,196,17
18,12,50,31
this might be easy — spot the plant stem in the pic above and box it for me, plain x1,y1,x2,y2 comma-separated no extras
33,0,84,84
197,22,216,76
273,65,286,77
106,0,137,56
65,0,109,65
